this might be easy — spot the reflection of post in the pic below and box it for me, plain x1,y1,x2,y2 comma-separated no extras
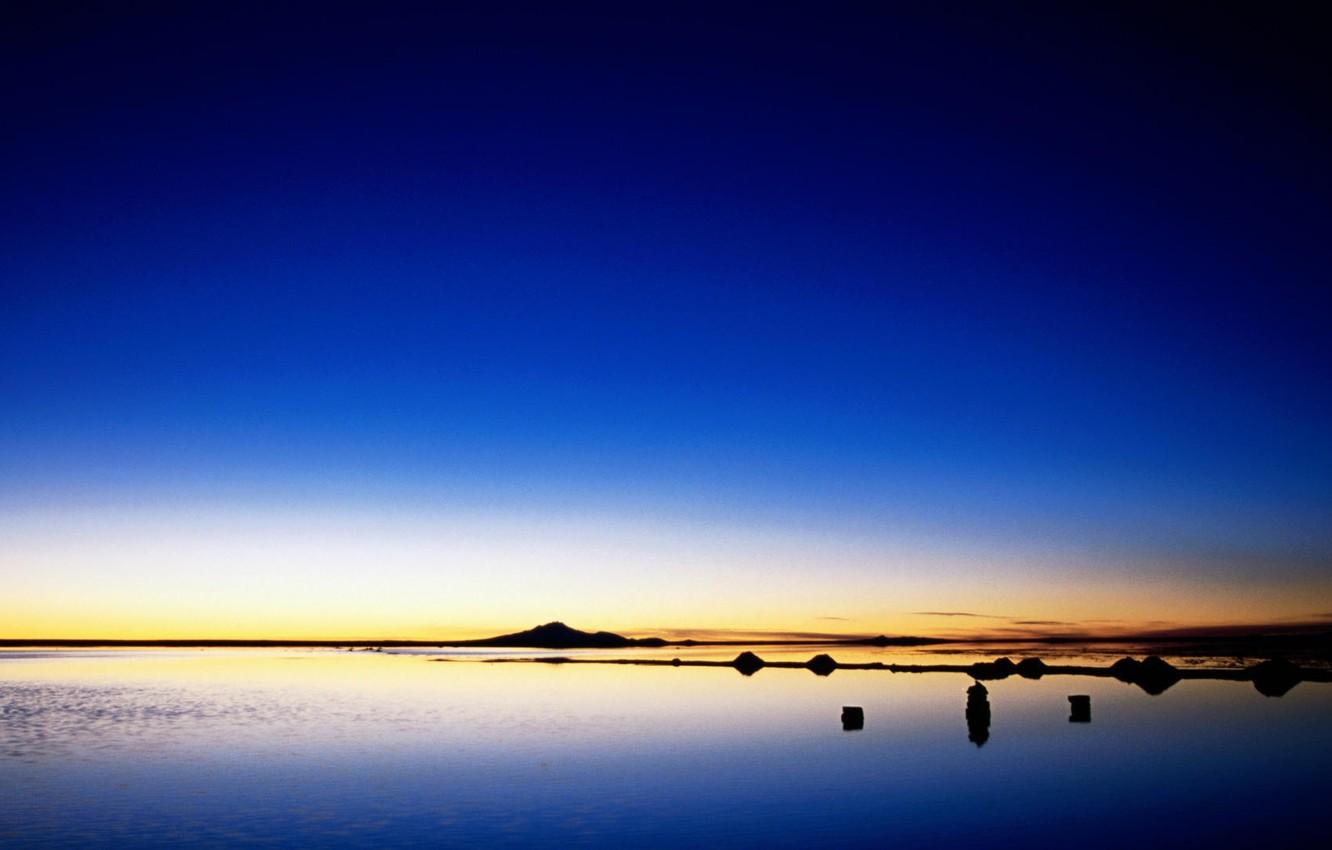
966,681,990,746
1068,694,1091,723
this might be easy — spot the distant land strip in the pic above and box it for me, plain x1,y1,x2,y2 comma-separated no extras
2,620,1329,656
1,635,1327,648
467,653,1332,697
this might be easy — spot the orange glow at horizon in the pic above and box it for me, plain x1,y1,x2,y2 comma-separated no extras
3,503,1328,641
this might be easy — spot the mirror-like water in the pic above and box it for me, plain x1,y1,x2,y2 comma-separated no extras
2,649,1328,848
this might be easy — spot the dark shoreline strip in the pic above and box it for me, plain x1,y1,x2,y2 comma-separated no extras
466,655,1332,688
2,634,1328,650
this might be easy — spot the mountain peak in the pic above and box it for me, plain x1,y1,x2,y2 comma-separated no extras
469,621,635,649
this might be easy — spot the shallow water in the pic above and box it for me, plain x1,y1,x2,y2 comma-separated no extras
2,649,1328,847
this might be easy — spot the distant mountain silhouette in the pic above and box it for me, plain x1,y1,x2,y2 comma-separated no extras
456,621,663,649
450,622,931,650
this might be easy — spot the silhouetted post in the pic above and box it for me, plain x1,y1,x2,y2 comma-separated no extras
1068,694,1091,723
966,681,990,746
841,705,864,731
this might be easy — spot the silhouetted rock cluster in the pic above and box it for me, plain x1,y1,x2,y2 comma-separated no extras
806,654,838,676
1107,655,1181,694
1248,658,1303,697
969,656,1044,680
732,651,765,676
1138,656,1180,694
969,658,1013,679
1109,657,1140,680
1015,658,1047,679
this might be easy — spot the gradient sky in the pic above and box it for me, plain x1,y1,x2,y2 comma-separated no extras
3,2,1330,639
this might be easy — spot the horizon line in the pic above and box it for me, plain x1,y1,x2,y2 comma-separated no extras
3,624,1329,649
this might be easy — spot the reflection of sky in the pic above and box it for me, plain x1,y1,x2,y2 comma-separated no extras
2,651,1329,847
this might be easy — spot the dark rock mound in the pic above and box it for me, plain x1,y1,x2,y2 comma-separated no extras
969,660,1012,680
806,654,838,676
968,657,1019,680
733,651,766,676
1110,657,1141,682
1108,656,1179,694
1248,658,1303,698
1134,656,1181,695
1015,658,1047,679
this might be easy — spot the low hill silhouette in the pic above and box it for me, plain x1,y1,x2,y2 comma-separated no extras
455,621,667,649
453,622,937,649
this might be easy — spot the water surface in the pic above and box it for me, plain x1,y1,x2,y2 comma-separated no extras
2,649,1327,847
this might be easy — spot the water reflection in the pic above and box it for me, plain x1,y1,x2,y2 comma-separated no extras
965,680,991,746
2,650,1329,849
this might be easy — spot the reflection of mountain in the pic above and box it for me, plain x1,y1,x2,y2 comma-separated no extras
457,622,665,649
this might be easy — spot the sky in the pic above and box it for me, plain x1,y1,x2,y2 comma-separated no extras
2,2,1330,640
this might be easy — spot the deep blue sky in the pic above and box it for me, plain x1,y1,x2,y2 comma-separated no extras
2,2,1330,635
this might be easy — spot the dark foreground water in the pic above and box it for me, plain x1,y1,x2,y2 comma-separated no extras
2,649,1328,848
